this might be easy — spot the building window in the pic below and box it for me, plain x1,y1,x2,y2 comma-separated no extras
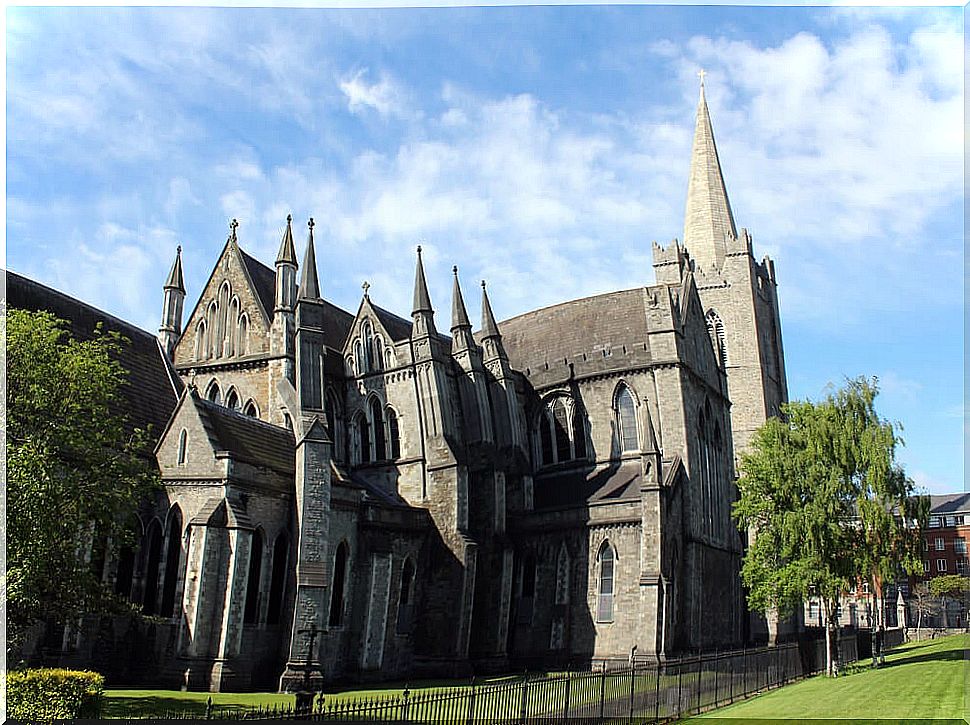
243,400,258,418
536,395,588,467
397,558,415,634
159,508,183,618
514,553,536,625
355,413,370,464
237,314,249,357
225,388,240,411
141,519,163,616
937,559,947,573
935,538,945,551
924,538,929,551
266,532,288,625
956,515,965,525
371,398,386,461
705,309,728,366
615,385,638,453
329,542,349,628
929,516,941,528
243,530,263,625
957,559,969,575
387,408,401,460
177,429,188,465
923,560,930,573
596,541,615,623
205,380,221,405
955,539,966,555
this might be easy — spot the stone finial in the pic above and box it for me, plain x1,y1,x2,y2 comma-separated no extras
450,265,471,331
276,213,298,266
298,217,321,300
411,244,433,316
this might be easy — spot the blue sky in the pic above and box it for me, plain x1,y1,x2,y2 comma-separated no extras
6,5,964,494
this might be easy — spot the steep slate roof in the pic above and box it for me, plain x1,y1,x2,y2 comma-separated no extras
6,270,182,443
371,303,414,342
192,395,295,475
533,462,642,510
498,288,649,374
239,249,277,320
930,493,970,515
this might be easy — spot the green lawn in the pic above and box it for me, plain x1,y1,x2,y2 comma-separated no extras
687,633,968,723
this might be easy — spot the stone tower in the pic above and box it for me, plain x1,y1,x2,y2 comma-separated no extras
654,76,788,457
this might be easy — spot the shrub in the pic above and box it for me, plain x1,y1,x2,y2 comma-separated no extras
6,668,104,719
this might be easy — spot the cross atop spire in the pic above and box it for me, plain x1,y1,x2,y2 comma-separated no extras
697,68,707,87
682,75,737,272
362,280,370,298
229,218,239,242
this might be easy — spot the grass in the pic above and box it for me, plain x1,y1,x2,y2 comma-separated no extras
686,633,968,723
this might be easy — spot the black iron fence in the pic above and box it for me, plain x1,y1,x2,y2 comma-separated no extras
136,628,902,722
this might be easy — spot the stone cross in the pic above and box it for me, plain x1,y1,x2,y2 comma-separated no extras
698,68,707,87
362,281,370,298
229,218,239,239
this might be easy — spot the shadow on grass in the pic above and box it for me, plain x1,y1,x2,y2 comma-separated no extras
102,696,258,718
883,646,966,668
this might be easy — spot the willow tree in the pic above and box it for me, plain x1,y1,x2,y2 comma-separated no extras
734,377,924,676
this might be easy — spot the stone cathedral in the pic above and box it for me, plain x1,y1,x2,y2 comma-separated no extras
17,82,787,691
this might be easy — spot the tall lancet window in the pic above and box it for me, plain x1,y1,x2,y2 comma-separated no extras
705,309,728,366
615,385,639,453
596,541,615,623
371,398,386,461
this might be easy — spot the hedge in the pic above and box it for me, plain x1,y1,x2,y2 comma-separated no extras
6,668,104,719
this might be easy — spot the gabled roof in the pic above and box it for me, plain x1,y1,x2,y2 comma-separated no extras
239,249,277,320
6,270,182,443
930,493,970,515
192,394,295,476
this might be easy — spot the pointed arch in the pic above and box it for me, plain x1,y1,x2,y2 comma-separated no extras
141,518,164,615
325,389,344,462
397,557,416,634
206,301,218,359
353,411,370,465
705,309,728,366
596,540,615,623
614,383,639,453
363,321,374,372
387,406,401,460
237,313,249,357
225,387,240,411
243,399,259,418
205,379,221,405
227,296,240,356
244,528,264,625
194,319,208,361
329,541,350,627
216,281,232,358
535,393,587,467
371,397,386,460
373,335,384,372
159,506,183,617
177,428,188,465
354,341,364,377
552,398,570,462
266,531,289,625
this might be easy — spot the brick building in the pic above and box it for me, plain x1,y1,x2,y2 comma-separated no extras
11,80,788,691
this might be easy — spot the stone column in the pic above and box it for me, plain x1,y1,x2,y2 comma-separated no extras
280,418,333,691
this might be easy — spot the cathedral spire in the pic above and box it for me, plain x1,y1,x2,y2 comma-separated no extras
276,213,298,266
683,72,737,272
164,244,185,293
412,245,433,316
451,266,471,331
480,280,500,340
298,218,320,300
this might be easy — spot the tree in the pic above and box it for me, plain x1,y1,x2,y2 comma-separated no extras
6,308,159,651
911,581,938,638
733,378,925,677
929,575,969,629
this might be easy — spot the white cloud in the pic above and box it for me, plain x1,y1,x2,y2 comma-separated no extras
339,68,408,118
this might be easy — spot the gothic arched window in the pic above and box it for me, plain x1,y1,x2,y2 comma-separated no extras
159,507,183,618
326,390,344,462
227,296,240,357
706,309,727,367
266,532,288,625
355,412,370,464
596,541,615,623
194,320,207,361
225,388,240,411
238,314,249,357
205,379,221,405
536,395,588,467
363,322,374,372
243,400,258,418
615,385,639,453
329,542,349,627
387,408,401,460
177,429,188,465
141,519,163,616
397,557,415,634
354,341,364,376
374,336,384,372
371,398,386,461
244,529,264,625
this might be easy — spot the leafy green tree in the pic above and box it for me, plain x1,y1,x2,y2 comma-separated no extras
929,575,969,628
6,308,159,651
733,377,925,676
